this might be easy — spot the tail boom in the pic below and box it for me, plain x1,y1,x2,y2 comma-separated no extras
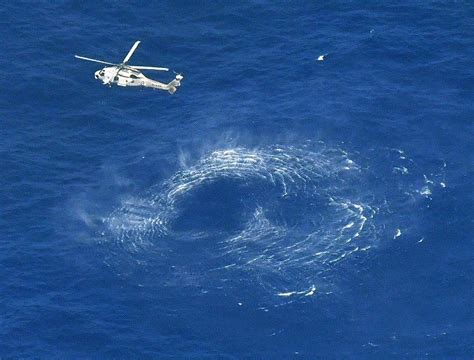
145,74,183,94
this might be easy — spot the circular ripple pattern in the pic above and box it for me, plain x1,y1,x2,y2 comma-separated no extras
101,144,442,297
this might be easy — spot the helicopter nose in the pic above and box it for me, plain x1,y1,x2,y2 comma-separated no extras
94,71,100,79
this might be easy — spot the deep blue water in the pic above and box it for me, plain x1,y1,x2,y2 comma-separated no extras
1,1,473,358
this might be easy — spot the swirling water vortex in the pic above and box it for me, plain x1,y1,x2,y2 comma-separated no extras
101,144,389,298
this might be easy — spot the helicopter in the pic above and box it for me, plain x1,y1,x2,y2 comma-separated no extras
75,41,183,94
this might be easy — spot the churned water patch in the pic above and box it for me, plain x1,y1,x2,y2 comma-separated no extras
96,142,445,302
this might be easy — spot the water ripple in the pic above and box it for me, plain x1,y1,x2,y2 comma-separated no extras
100,145,384,294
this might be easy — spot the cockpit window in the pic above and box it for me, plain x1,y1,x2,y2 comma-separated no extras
130,74,138,79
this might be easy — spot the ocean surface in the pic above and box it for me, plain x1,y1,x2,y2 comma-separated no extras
1,1,473,358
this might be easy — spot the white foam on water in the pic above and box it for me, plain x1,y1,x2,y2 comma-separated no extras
99,144,445,300
277,285,316,297
419,187,432,198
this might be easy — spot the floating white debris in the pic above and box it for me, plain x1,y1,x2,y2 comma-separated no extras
420,187,432,197
394,229,402,239
423,175,434,184
418,237,424,243
393,166,409,175
317,54,326,61
440,182,446,188
304,285,316,296
277,285,316,297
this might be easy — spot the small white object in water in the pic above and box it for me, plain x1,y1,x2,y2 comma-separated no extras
393,166,409,175
420,187,432,197
317,54,325,61
304,285,316,296
440,182,446,188
394,229,402,239
277,285,316,297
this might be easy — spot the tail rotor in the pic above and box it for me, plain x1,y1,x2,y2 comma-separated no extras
167,73,184,94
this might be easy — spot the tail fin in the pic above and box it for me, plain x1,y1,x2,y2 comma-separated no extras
167,74,183,94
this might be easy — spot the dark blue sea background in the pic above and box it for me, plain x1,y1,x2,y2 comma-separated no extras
1,1,473,358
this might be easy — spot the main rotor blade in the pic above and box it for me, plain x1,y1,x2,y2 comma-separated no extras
123,41,141,64
128,65,169,71
74,55,116,66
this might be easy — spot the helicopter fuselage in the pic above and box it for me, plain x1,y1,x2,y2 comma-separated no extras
94,66,171,90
